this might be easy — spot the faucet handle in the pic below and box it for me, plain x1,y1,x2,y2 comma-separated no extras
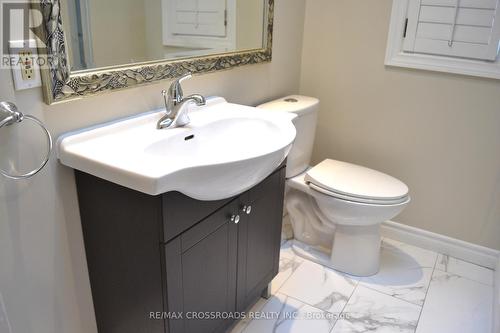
168,73,192,102
161,90,170,114
177,73,192,83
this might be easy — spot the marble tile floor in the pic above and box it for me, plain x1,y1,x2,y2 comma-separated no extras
229,238,494,333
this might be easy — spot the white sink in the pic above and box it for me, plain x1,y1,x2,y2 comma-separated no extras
57,97,297,200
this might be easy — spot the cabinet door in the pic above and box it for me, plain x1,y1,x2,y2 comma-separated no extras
75,171,165,333
236,168,286,311
164,200,239,333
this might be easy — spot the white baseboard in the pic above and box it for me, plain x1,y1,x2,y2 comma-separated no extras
381,221,500,269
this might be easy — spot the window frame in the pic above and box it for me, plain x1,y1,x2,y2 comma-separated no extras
385,0,500,80
161,0,237,50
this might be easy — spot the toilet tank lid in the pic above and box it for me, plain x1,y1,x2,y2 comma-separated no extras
305,159,409,201
257,95,319,116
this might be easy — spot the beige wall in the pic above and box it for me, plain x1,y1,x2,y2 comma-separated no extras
88,0,148,67
0,1,306,333
300,0,500,250
144,0,164,60
236,0,265,50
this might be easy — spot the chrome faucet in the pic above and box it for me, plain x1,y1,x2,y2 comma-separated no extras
157,73,206,129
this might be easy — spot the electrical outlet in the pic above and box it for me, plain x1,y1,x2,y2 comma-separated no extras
19,50,34,80
9,40,42,91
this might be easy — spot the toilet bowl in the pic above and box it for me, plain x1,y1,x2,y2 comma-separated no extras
286,163,409,276
258,96,410,277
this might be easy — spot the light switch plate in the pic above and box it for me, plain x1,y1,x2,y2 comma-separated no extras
9,39,42,91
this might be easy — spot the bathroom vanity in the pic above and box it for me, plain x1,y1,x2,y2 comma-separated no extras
57,98,296,333
75,165,285,333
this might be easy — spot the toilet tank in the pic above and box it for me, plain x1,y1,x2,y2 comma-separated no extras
258,95,319,178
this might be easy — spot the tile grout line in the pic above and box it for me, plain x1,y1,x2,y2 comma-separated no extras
327,278,361,333
277,280,357,318
274,255,305,294
236,297,271,333
358,283,426,308
273,286,358,333
432,270,495,287
358,239,437,308
276,291,336,314
273,254,362,331
432,255,494,286
414,251,439,331
276,252,362,319
436,253,496,270
236,248,305,333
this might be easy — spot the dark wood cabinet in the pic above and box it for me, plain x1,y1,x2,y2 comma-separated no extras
75,164,285,333
164,200,239,333
75,172,165,333
236,167,285,311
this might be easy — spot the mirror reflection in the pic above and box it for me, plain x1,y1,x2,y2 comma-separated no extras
62,0,267,71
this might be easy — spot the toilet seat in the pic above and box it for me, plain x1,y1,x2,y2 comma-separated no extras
308,183,409,205
305,159,409,205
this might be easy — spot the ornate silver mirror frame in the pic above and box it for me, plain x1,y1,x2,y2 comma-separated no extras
35,0,274,105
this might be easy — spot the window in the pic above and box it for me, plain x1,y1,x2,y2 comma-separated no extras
162,0,236,51
385,0,500,79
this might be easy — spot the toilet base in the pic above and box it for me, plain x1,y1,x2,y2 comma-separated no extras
291,240,335,266
330,224,381,276
291,224,381,277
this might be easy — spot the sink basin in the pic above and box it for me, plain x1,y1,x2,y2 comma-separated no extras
57,97,297,200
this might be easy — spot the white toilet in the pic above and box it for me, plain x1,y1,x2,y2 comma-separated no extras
258,96,410,276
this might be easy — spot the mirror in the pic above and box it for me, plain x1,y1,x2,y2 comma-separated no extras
62,0,268,71
37,0,273,104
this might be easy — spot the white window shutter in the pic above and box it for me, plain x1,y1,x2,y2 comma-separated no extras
403,0,500,61
172,0,226,37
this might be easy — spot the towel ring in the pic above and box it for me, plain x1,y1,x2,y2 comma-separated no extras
0,101,53,180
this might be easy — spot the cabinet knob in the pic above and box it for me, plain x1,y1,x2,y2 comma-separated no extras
242,205,252,215
231,214,240,224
